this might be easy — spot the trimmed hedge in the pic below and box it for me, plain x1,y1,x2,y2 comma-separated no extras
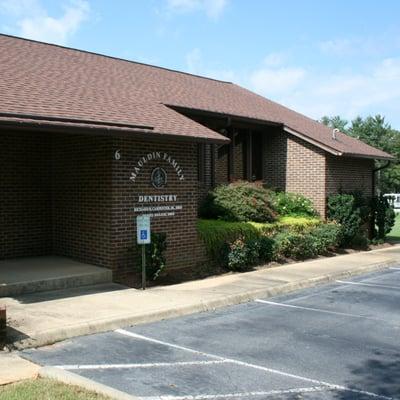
197,216,339,269
197,217,321,258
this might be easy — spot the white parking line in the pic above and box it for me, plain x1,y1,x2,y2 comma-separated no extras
254,299,389,322
54,360,230,370
389,267,400,271
336,280,400,290
139,386,330,400
115,329,396,400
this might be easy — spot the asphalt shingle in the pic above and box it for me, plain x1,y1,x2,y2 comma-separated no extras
0,34,394,159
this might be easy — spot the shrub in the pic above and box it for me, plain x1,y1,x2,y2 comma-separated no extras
137,232,167,280
270,192,317,217
371,194,396,239
199,181,277,223
197,216,336,268
226,236,261,270
197,219,260,265
327,194,363,245
257,236,275,263
273,224,340,260
309,223,341,253
349,232,370,249
273,231,318,260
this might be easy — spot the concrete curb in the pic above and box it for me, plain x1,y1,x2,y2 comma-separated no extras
39,366,138,400
12,257,397,350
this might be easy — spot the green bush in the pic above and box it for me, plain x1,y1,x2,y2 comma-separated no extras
198,217,339,269
257,236,275,263
273,231,318,260
309,223,341,253
371,194,396,239
137,232,167,280
226,236,260,270
197,219,260,265
199,181,277,223
327,194,363,245
270,191,317,217
254,216,321,236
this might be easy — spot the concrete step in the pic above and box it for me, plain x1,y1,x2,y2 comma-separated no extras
0,256,113,297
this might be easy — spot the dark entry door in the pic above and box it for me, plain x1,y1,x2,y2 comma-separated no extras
251,132,263,181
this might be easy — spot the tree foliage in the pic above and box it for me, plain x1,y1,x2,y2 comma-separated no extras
321,115,400,192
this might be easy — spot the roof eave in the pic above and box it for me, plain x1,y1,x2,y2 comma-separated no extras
283,126,342,156
284,126,395,161
341,152,395,161
0,118,230,144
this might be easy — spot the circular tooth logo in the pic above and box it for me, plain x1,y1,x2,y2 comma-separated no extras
151,167,167,189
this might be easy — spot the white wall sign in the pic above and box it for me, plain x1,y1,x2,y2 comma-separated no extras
134,194,183,218
129,152,184,183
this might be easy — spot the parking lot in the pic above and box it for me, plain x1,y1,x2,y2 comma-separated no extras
22,268,400,400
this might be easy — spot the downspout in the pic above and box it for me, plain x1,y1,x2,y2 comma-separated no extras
372,160,391,196
370,160,391,238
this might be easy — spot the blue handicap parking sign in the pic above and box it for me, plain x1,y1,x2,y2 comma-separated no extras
140,230,148,240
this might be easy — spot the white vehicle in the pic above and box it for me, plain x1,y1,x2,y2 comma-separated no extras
384,193,400,210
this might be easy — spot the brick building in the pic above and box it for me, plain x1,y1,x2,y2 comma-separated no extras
0,35,393,283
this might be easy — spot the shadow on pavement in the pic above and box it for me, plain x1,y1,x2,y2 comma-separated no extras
335,352,400,399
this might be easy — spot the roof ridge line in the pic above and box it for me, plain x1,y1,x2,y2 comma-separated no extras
0,33,233,84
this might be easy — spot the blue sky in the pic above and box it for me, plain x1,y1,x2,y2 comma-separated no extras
1,0,400,129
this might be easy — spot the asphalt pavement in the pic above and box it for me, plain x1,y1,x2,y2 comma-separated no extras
22,267,400,400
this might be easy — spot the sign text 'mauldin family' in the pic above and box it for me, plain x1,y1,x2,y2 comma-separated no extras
129,152,184,183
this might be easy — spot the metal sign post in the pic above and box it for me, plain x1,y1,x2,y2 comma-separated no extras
141,244,146,290
137,215,151,290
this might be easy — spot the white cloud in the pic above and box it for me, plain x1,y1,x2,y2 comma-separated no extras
184,47,236,81
185,47,202,73
318,38,356,57
249,66,306,95
192,50,400,127
262,52,287,67
166,0,228,19
266,57,400,126
0,0,90,45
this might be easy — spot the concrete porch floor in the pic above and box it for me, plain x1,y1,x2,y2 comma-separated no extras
0,256,113,297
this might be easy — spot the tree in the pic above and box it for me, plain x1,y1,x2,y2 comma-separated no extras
321,115,349,133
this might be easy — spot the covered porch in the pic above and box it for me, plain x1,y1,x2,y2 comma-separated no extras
1,130,115,295
0,256,112,297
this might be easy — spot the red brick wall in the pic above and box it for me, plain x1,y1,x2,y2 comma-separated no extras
52,134,113,268
0,132,52,258
326,155,374,197
233,132,246,180
263,130,326,216
1,131,205,283
263,129,288,190
215,144,229,185
109,137,204,283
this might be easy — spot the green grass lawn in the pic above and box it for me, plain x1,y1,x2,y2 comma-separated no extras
0,378,111,400
387,213,400,242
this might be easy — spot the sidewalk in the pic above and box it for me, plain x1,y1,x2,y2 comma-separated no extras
2,245,400,351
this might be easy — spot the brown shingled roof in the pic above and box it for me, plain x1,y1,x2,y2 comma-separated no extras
0,34,394,159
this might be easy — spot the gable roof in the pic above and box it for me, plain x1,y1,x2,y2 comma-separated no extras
0,34,394,159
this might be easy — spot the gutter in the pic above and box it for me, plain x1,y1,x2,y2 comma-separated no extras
0,117,229,145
